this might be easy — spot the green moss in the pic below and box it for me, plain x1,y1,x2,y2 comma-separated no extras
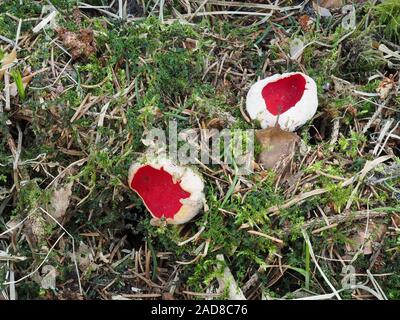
155,49,203,99
337,131,366,159
374,0,400,43
13,180,45,215
338,31,385,82
0,0,41,18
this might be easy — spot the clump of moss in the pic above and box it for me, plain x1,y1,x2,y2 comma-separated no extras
374,0,400,43
338,31,386,82
155,49,203,99
13,180,47,216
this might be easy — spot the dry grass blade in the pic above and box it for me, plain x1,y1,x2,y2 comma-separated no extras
216,254,246,300
193,0,302,11
302,230,342,300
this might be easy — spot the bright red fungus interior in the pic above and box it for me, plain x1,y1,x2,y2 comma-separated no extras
261,73,306,116
130,165,190,219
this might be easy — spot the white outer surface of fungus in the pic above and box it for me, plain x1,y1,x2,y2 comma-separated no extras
128,157,205,225
246,72,318,131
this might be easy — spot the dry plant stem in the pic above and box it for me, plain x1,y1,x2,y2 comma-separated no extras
304,210,388,230
78,2,120,19
193,0,302,11
0,35,20,48
182,291,221,298
268,155,393,215
345,155,392,210
329,118,340,151
4,233,65,287
268,188,327,215
362,97,390,134
178,225,206,246
302,230,342,300
247,230,283,245
8,267,15,300
367,270,388,300
46,158,88,189
4,71,11,111
39,208,83,295
376,121,399,156
118,293,162,298
7,125,22,193
373,119,394,155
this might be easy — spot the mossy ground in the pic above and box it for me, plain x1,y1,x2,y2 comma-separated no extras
0,0,399,300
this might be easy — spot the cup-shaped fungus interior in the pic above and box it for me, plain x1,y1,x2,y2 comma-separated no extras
130,165,190,219
261,73,306,115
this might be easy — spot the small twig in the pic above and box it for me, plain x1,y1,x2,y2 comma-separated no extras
366,269,388,300
15,18,22,47
363,97,390,134
373,119,394,155
329,118,340,151
185,11,275,18
39,207,83,295
350,284,384,300
3,232,65,286
345,155,393,210
78,2,120,19
304,210,388,230
311,223,339,235
267,188,327,214
247,230,283,245
193,0,301,11
178,224,206,246
118,0,123,19
376,121,399,156
12,124,23,192
117,293,162,298
4,71,11,111
189,0,209,21
0,35,21,49
182,291,221,298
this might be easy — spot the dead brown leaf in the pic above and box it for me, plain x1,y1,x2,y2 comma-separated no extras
206,118,225,130
345,221,387,255
72,8,82,25
256,127,300,171
183,38,198,51
314,0,344,9
24,211,47,246
0,49,17,80
298,15,312,31
57,28,97,60
50,182,73,222
74,241,99,272
376,76,396,100
162,292,176,300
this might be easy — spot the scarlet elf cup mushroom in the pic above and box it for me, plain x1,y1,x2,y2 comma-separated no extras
128,157,205,225
246,72,318,132
246,72,318,171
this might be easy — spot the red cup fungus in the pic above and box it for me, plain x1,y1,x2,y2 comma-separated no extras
128,157,205,225
246,72,318,131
